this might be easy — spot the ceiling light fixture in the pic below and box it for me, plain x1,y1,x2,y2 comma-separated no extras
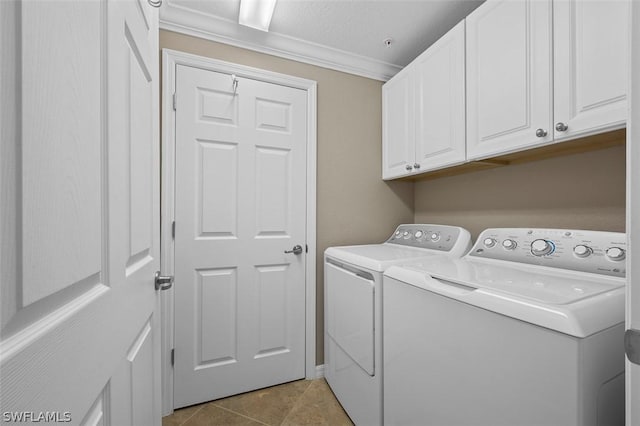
239,0,277,32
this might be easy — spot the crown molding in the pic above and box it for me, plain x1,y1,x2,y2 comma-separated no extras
159,1,401,81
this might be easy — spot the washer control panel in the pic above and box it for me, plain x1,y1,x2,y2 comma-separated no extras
387,224,462,252
469,228,626,277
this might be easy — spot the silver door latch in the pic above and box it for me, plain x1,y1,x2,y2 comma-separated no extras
155,271,174,291
284,245,303,255
625,328,640,365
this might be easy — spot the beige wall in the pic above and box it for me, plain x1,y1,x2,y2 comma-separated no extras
414,143,626,239
160,31,414,365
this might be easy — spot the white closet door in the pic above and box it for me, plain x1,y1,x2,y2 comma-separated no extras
1,0,160,424
626,2,640,424
173,65,308,408
466,0,553,160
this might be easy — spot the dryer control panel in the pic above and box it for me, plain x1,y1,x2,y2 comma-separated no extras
386,224,471,255
468,228,626,278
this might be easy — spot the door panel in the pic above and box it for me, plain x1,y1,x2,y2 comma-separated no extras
1,0,160,423
553,0,628,140
382,69,414,179
466,0,552,159
628,2,640,424
174,65,307,408
21,0,103,307
414,20,466,172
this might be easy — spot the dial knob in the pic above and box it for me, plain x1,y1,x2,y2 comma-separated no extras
531,239,554,256
502,239,517,250
573,245,592,258
394,230,402,239
430,233,440,242
402,231,411,239
606,247,626,261
414,230,424,239
483,238,497,248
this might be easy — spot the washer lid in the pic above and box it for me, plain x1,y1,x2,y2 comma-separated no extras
325,244,444,272
416,257,624,305
385,257,626,338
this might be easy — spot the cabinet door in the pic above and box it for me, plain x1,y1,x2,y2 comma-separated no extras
382,68,414,179
553,0,628,141
414,20,466,172
466,0,553,160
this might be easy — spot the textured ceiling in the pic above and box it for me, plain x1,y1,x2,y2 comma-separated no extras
162,0,485,79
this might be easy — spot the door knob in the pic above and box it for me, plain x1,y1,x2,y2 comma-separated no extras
535,128,548,138
405,165,413,171
285,245,303,255
155,271,174,291
555,122,568,132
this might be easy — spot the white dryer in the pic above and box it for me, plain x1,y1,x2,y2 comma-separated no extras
384,228,626,426
324,224,472,426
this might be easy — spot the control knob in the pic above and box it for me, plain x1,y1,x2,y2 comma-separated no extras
531,239,554,256
430,233,440,242
414,230,424,239
483,238,497,248
403,231,411,239
606,247,626,261
502,239,517,250
573,245,592,258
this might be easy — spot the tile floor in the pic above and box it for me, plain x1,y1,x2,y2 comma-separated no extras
162,379,354,426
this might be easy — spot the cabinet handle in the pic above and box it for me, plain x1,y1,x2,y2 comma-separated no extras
555,122,568,132
414,163,421,169
405,165,413,171
535,128,548,138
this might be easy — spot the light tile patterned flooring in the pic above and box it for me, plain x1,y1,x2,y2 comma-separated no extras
162,379,354,426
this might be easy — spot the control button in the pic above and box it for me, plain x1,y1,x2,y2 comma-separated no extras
573,245,592,258
606,247,626,261
395,230,402,237
430,233,440,242
483,238,497,248
502,239,517,250
531,239,554,256
414,230,424,239
402,231,411,239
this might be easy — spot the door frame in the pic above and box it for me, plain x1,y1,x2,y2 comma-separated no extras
160,49,317,415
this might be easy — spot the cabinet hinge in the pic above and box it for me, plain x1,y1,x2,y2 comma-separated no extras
306,244,308,253
172,93,177,111
172,221,175,239
171,348,175,367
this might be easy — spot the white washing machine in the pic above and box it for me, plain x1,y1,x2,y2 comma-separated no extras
324,224,472,426
384,228,626,426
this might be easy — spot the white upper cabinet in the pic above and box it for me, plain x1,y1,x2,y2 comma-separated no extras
414,20,466,172
553,0,628,141
383,0,629,179
466,0,553,160
382,66,414,179
382,21,466,179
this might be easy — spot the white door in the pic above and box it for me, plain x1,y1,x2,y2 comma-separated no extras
382,67,415,179
173,65,308,408
466,0,552,160
627,1,640,423
414,20,466,172
553,0,628,142
1,0,160,424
